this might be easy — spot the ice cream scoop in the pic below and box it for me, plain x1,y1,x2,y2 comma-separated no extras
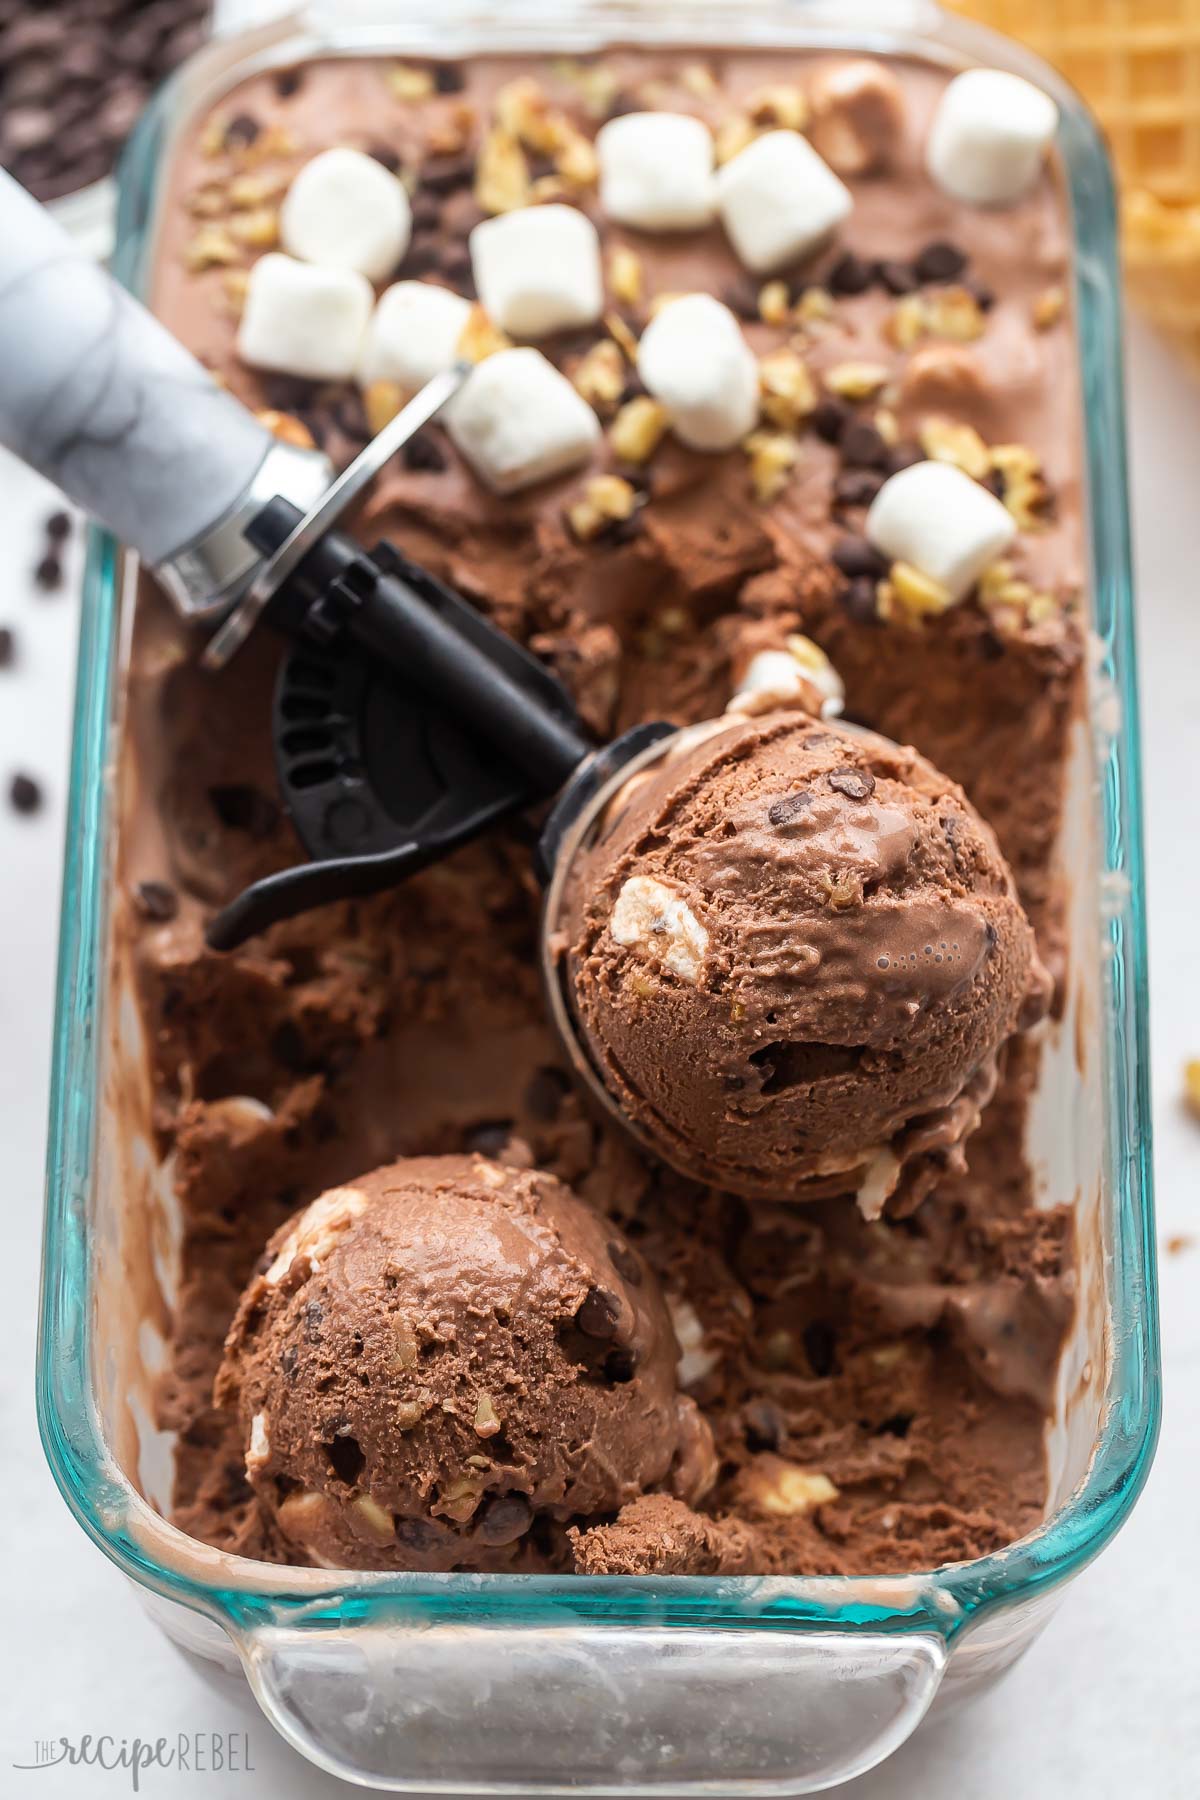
544,711,1050,1213
216,1154,714,1570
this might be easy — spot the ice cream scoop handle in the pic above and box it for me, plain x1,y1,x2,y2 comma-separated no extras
0,170,270,566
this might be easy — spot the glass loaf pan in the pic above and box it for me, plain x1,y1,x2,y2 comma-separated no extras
38,2,1159,1791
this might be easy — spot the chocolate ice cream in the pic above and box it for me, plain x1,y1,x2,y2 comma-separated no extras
216,1153,712,1570
565,711,1048,1208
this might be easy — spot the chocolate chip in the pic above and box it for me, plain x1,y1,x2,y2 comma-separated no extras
833,469,885,508
478,1492,533,1546
768,791,813,827
274,67,304,99
802,1319,837,1377
915,240,968,283
133,879,178,922
811,397,850,444
410,189,441,232
402,429,448,473
828,767,876,801
419,150,475,193
963,275,995,312
743,1397,786,1451
832,534,887,579
885,441,924,476
271,1021,310,1072
977,630,1006,663
877,259,918,295
434,61,465,93
0,626,13,668
9,771,42,814
466,1121,512,1157
839,419,890,470
604,1346,637,1383
208,784,279,839
366,141,401,173
223,112,261,151
401,238,443,278
576,1287,620,1340
827,251,875,296
721,275,762,321
34,553,63,592
607,1240,643,1286
839,575,882,625
45,509,72,542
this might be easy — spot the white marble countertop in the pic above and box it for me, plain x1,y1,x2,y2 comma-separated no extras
1,318,1197,1798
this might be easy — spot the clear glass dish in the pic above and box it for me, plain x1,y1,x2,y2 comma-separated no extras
38,3,1159,1792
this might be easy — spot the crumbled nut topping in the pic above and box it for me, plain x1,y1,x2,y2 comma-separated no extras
991,442,1051,529
746,83,809,131
824,360,891,401
227,206,279,248
388,63,436,101
605,311,640,361
714,114,756,165
748,1457,840,1516
183,224,240,271
474,125,530,214
610,395,669,463
350,1494,397,1541
919,415,991,479
608,245,644,307
758,280,792,326
681,62,719,99
759,348,817,429
364,380,405,436
457,304,511,363
572,339,626,416
744,429,800,503
567,474,640,541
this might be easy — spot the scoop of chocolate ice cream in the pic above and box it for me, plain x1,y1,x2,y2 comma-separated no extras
216,1153,713,1569
565,713,1049,1209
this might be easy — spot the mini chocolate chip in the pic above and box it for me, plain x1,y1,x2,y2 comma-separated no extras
607,1240,643,1286
576,1287,620,1339
223,112,261,150
828,767,876,800
366,140,401,173
743,1397,786,1451
434,61,465,93
915,240,967,283
45,509,71,542
802,1319,837,1377
885,441,924,476
839,419,890,470
839,575,882,625
811,397,850,444
208,783,279,839
466,1121,512,1157
832,534,887,579
419,150,475,193
478,1492,534,1546
768,791,814,827
833,469,885,508
827,251,875,296
877,259,918,295
274,67,304,99
604,1346,637,1382
9,772,42,814
133,879,178,922
34,554,63,592
402,428,447,472
0,626,13,668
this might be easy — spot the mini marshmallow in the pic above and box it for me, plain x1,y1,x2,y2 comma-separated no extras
447,346,601,494
358,280,473,392
237,253,373,381
636,294,759,452
596,111,717,231
926,70,1058,207
469,204,603,339
866,460,1017,603
716,129,852,273
280,147,412,282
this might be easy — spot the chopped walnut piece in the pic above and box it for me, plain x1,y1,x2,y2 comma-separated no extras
228,206,279,248
926,285,986,342
187,183,226,218
715,114,756,165
437,1476,484,1522
758,280,792,326
1185,1060,1200,1119
746,1456,840,1517
809,59,905,176
819,868,863,910
991,443,1051,529
572,339,626,416
350,1495,396,1542
681,62,719,99
183,225,240,271
396,1389,435,1430
555,58,621,119
364,380,404,435
610,396,669,463
220,269,250,317
759,348,817,429
605,312,640,361
793,285,836,331
888,560,955,619
388,63,436,101
427,101,476,158
824,360,891,401
457,304,511,363
475,125,531,213
886,292,929,350
391,1318,420,1371
229,170,288,209
746,83,809,132
608,245,643,306
473,1393,502,1436
919,415,991,479
1033,284,1066,330
568,474,639,541
555,125,599,188
255,409,316,450
745,430,801,503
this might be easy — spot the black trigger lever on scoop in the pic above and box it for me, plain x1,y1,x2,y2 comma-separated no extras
205,495,672,952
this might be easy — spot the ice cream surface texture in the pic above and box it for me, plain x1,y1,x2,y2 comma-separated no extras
216,1155,710,1570
567,713,1048,1207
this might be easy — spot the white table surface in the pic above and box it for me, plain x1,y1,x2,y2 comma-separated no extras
1,317,1197,1797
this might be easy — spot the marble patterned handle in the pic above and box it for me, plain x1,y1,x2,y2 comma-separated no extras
0,170,271,566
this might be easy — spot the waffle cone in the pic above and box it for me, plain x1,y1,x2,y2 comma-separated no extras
946,0,1200,368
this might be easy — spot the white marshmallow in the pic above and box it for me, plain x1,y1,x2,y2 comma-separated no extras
866,460,1017,602
636,294,759,452
596,111,717,231
237,253,373,381
447,346,600,494
469,204,603,339
280,147,412,282
357,280,473,392
716,129,852,273
926,70,1058,207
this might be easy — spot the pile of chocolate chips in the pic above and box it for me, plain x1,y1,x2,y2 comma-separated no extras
0,1,209,203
